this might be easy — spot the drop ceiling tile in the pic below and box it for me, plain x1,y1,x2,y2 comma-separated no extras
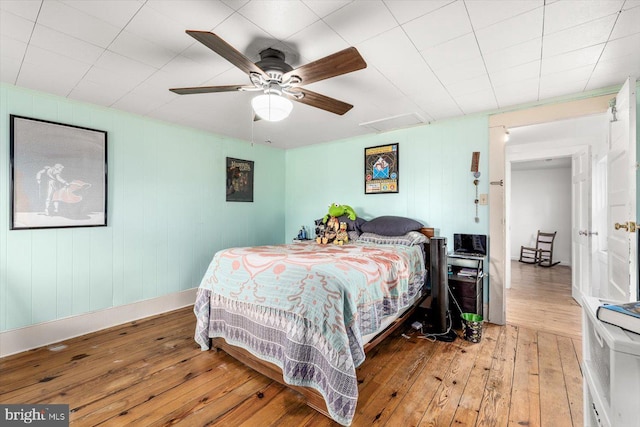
161,54,230,88
402,1,471,51
145,0,234,30
125,4,195,54
610,3,640,39
69,78,131,106
18,46,91,96
302,0,352,18
37,1,121,48
324,0,398,45
0,1,41,21
237,0,319,40
408,84,462,120
542,13,617,57
433,56,488,86
599,32,640,62
221,0,251,12
284,20,350,66
543,0,624,35
0,10,35,43
111,79,176,116
539,64,595,98
475,7,543,54
586,53,640,90
210,11,273,60
85,51,157,92
109,30,177,69
384,0,452,25
489,60,541,87
421,33,481,72
455,88,498,114
0,34,27,61
357,27,441,99
30,25,104,65
61,0,143,28
482,38,542,72
0,55,20,83
465,0,542,30
541,44,603,75
493,78,539,107
447,74,494,98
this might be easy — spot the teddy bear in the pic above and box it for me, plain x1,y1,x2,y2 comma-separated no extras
334,222,349,245
320,216,340,244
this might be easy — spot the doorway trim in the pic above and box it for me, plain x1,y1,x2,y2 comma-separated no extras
488,94,612,325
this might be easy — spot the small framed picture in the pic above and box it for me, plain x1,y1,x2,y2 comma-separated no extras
10,115,108,230
226,157,254,202
364,143,399,194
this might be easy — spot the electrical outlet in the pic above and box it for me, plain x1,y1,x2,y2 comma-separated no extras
478,193,488,205
411,321,422,330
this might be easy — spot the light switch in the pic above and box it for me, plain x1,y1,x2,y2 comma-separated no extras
478,194,488,205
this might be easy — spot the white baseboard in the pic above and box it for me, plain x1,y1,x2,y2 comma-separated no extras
0,288,198,358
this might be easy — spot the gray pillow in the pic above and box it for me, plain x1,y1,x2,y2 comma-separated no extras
360,215,423,236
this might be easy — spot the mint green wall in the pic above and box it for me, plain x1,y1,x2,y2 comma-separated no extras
284,115,490,245
0,84,285,332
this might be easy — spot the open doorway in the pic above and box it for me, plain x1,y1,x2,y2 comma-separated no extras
506,156,579,339
487,94,612,325
502,114,607,338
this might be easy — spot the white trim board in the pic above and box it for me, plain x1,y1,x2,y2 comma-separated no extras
0,288,198,358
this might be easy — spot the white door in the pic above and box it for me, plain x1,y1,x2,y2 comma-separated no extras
572,147,591,302
606,77,637,302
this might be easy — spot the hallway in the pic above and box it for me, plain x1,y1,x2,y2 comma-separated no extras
506,261,582,342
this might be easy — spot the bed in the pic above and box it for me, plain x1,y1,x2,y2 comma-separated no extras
194,225,429,426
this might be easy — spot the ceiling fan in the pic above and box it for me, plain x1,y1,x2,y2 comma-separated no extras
169,31,367,121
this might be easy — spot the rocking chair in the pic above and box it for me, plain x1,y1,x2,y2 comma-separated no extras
519,230,560,267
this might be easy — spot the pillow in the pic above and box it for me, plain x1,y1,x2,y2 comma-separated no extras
357,231,427,246
337,215,367,233
360,215,423,236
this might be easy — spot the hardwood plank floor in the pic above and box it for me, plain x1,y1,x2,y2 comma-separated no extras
1,284,583,427
507,261,582,342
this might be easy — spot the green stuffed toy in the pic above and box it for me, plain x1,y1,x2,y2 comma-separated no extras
322,203,357,223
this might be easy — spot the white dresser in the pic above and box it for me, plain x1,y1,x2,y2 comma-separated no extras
582,296,640,427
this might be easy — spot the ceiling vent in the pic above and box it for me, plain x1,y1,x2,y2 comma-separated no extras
359,112,427,133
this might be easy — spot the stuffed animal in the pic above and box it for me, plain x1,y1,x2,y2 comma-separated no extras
322,203,357,223
334,222,349,245
322,216,340,244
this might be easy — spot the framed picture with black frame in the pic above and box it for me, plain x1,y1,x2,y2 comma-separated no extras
364,143,399,194
9,115,108,230
226,157,254,202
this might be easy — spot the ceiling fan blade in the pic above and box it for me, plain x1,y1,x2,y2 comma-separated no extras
283,47,366,86
186,30,267,77
289,88,353,115
169,85,254,95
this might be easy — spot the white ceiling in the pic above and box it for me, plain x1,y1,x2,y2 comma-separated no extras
1,0,639,149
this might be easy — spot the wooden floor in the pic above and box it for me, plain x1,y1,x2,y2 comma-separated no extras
1,267,583,427
507,261,582,342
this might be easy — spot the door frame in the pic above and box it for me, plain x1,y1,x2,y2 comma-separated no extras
488,94,613,325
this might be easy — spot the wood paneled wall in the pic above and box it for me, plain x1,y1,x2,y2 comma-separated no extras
0,84,286,332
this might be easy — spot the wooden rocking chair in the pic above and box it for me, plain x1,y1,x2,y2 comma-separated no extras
519,231,560,267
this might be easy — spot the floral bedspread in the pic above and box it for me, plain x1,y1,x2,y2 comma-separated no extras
194,241,425,426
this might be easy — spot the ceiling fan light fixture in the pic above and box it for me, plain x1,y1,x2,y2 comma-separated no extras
251,93,293,122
